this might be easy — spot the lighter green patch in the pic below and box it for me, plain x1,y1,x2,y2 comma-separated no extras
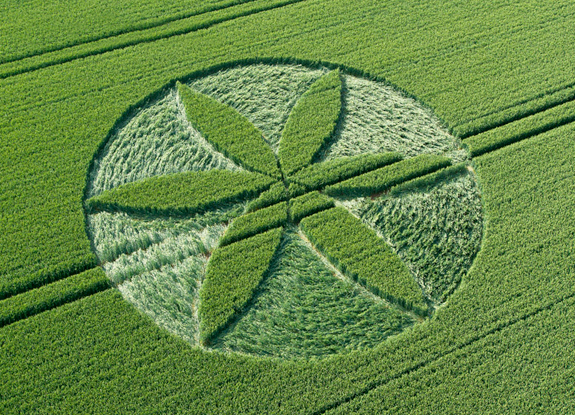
118,255,206,344
87,203,244,264
88,90,242,198
340,172,483,302
211,229,414,358
189,64,327,152
321,75,457,161
103,223,225,285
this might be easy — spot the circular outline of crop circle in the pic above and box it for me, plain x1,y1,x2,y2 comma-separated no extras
83,59,484,359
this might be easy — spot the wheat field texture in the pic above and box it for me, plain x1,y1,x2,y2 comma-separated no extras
1,0,575,413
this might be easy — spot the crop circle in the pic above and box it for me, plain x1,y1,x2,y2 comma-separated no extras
85,62,483,359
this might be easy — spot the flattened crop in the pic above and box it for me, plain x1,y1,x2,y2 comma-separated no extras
84,63,483,358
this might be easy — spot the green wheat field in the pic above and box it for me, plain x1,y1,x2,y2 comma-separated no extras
1,1,574,413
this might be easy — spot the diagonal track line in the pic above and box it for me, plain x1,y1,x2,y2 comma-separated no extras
312,290,575,415
0,285,110,330
0,260,98,301
0,265,107,329
468,115,575,158
458,86,575,140
455,81,575,137
0,0,262,66
0,0,309,80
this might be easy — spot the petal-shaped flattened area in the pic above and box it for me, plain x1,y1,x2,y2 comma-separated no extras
325,154,451,198
176,82,281,179
299,207,428,315
199,227,284,345
279,70,343,176
86,170,276,217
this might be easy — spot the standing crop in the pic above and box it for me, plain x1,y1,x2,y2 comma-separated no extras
84,64,482,357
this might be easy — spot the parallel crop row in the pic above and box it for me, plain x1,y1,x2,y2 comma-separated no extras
325,154,451,197
290,152,402,191
387,163,468,196
0,0,304,79
0,256,98,301
288,191,334,223
279,70,342,176
0,0,252,65
199,227,283,345
464,98,575,156
0,268,109,327
454,85,575,139
86,170,275,216
220,202,287,246
246,182,288,212
300,207,428,315
177,82,280,178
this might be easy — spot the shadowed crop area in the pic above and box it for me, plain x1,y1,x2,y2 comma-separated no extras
1,1,574,413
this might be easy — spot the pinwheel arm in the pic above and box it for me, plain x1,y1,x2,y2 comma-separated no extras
199,227,284,345
177,82,281,179
85,170,277,217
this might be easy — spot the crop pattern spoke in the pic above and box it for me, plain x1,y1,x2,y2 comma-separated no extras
85,63,483,358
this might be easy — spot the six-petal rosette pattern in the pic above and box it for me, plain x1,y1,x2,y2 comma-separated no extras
85,63,483,359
